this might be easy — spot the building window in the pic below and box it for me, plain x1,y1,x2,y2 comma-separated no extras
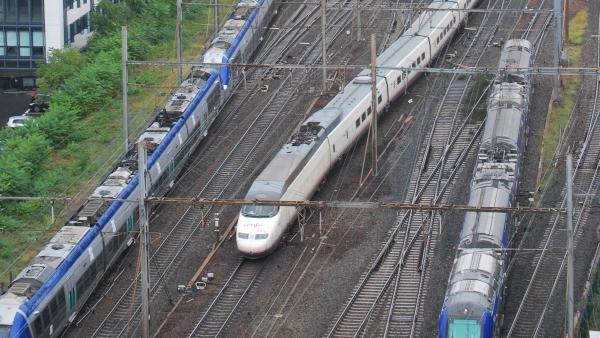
0,0,5,24
32,30,43,58
6,30,17,56
6,0,16,22
32,0,43,22
69,23,75,43
0,31,4,56
19,30,30,57
18,0,28,22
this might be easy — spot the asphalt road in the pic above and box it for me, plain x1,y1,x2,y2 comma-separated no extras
0,90,33,126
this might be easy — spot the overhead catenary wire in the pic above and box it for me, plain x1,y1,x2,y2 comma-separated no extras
0,195,562,214
126,59,600,76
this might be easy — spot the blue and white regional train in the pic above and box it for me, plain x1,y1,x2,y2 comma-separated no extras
438,39,533,338
236,0,480,257
0,0,277,336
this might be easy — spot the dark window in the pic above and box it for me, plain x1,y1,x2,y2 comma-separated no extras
377,95,382,104
416,56,420,64
18,0,28,22
6,0,16,22
69,23,75,42
355,118,360,128
0,0,5,23
361,112,366,121
412,62,416,68
422,52,425,61
367,106,372,115
32,0,42,22
41,307,50,328
33,317,43,336
397,76,401,84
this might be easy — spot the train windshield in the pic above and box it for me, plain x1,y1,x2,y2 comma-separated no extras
0,325,11,338
241,205,279,218
448,319,480,338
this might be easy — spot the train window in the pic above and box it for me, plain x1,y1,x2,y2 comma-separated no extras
237,232,249,239
367,107,372,115
333,144,336,152
417,56,421,64
58,291,65,310
42,307,50,329
33,317,43,336
241,205,278,217
377,95,382,104
397,76,401,84
362,112,366,121
412,62,416,68
50,296,59,314
356,118,360,128
421,52,425,61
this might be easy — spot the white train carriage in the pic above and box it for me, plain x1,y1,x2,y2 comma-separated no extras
1,0,278,336
237,0,480,257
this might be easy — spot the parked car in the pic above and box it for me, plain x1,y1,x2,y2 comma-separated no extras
6,115,33,128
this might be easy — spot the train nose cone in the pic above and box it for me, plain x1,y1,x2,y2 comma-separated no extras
237,238,269,258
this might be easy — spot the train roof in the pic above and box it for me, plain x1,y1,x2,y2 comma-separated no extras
0,292,26,326
480,83,526,153
327,0,460,115
376,1,459,67
7,227,90,300
444,250,503,318
497,39,532,83
246,107,343,199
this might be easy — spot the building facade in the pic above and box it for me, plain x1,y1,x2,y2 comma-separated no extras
0,0,96,89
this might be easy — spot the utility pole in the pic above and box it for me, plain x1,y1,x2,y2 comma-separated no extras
214,0,219,34
321,0,327,94
122,26,129,153
138,141,151,338
553,0,563,99
353,0,361,41
370,33,378,177
176,0,183,85
563,0,569,42
566,153,574,338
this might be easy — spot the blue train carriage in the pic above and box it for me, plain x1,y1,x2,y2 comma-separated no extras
438,39,533,338
439,249,505,338
1,0,278,336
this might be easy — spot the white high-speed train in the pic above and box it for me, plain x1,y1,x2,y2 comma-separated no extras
237,0,480,257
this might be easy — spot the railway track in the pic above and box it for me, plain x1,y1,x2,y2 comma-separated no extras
81,2,363,337
325,1,533,336
505,10,600,338
187,259,266,337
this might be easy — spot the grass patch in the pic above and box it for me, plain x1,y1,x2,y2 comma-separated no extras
540,8,588,168
466,74,493,123
0,2,233,284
